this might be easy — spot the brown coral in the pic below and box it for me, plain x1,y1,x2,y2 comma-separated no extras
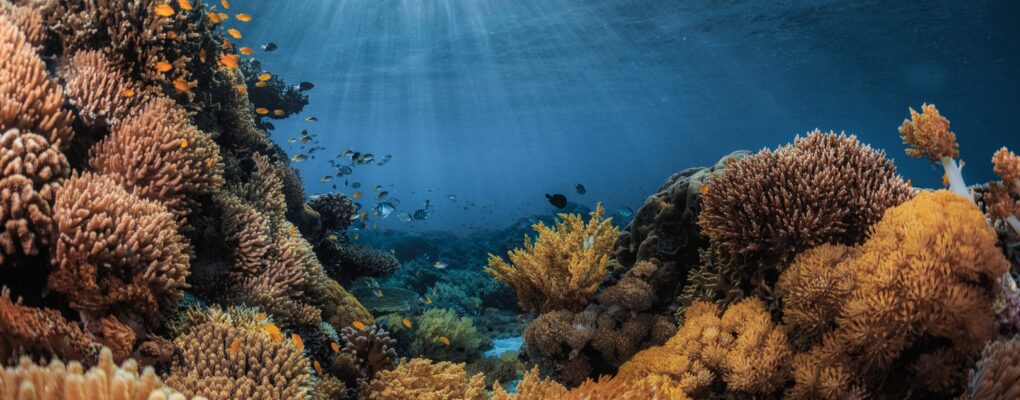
0,347,190,400
62,50,146,128
0,0,44,50
487,204,618,313
330,325,397,386
965,337,1020,400
899,103,959,162
0,287,98,363
89,96,224,221
0,129,68,264
48,172,190,325
0,15,74,149
165,307,312,400
366,358,486,400
698,131,910,293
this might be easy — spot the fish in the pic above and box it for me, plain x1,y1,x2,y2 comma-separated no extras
178,0,192,11
434,261,448,269
447,195,456,201
291,154,307,162
424,295,432,305
155,61,173,72
257,313,267,320
413,209,429,220
374,202,395,218
264,324,282,342
374,289,384,297
374,185,384,191
235,85,247,94
154,4,175,17
352,321,366,331
402,319,413,329
173,77,189,93
122,89,135,98
576,184,587,195
616,207,634,218
255,81,267,87
221,38,233,50
219,53,239,68
398,213,413,223
313,360,322,375
377,191,389,201
352,192,363,199
179,138,188,149
239,47,254,55
287,138,296,143
218,12,230,20
258,72,272,81
262,42,278,52
255,107,269,115
353,232,359,240
320,176,332,183
227,28,242,39
206,10,222,24
167,31,178,39
298,82,314,91
305,116,318,122
330,342,340,353
236,13,251,22
438,336,451,346
546,193,567,209
220,0,230,9
273,109,285,117
351,182,362,189
291,333,304,351
699,183,711,195
199,49,207,63
339,166,353,175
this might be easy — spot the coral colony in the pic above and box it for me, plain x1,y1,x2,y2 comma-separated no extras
0,1,1018,400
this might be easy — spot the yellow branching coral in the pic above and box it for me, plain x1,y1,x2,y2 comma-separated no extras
366,358,486,400
0,128,68,265
0,347,190,400
486,204,618,313
49,172,190,325
0,15,74,149
964,338,1020,400
89,96,224,221
899,103,972,201
164,307,312,400
63,50,146,128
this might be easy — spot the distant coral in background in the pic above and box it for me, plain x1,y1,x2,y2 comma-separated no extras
0,128,68,264
308,193,359,232
49,172,189,326
487,204,618,313
321,242,400,283
366,358,487,400
411,308,490,363
699,131,910,297
965,337,1020,400
165,307,312,400
0,347,189,400
62,50,146,128
240,59,309,124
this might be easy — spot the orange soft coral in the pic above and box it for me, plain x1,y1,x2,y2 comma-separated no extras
993,147,1020,190
775,243,857,346
990,147,1020,235
486,204,618,313
899,104,972,201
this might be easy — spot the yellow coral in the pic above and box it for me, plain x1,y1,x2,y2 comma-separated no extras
775,243,857,345
366,358,486,400
899,103,958,161
486,204,618,312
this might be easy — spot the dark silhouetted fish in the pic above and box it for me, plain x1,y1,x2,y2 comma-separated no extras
546,193,567,209
261,42,277,52
575,184,586,195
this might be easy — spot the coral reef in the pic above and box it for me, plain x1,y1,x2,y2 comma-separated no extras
62,50,146,129
411,308,491,363
487,204,618,313
366,358,487,400
239,59,308,125
0,287,99,363
899,103,971,200
0,128,68,264
466,351,526,389
329,324,398,392
308,193,359,232
964,337,1020,400
351,286,420,316
319,241,400,284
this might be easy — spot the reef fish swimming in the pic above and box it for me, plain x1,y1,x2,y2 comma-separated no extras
546,193,568,209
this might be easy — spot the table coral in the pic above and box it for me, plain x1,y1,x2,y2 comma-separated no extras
366,358,486,400
0,128,68,265
699,130,910,296
49,172,190,326
486,203,618,313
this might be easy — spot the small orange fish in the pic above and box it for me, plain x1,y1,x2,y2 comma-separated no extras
257,313,267,320
199,49,207,64
291,333,304,351
178,0,192,11
273,109,285,117
255,81,267,87
167,31,178,39
700,183,711,195
255,107,270,116
240,47,254,55
330,342,340,353
179,138,188,149
154,4,175,17
352,192,363,199
228,338,241,355
438,336,451,346
219,53,239,68
236,13,252,22
173,77,189,93
313,360,323,375
155,61,173,72
264,324,282,342
942,173,949,187
122,88,135,98
207,158,216,168
227,28,242,39
352,321,366,331
206,11,221,24
218,12,229,20
402,319,413,329
236,84,248,94
258,72,272,81
221,0,230,10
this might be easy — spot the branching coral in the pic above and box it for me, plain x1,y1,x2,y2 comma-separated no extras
990,147,1020,235
0,347,190,400
0,129,68,265
0,287,99,363
239,59,309,122
365,358,487,400
165,307,312,400
308,193,359,232
330,325,397,388
89,96,224,221
487,203,618,313
965,337,1020,400
320,242,400,283
0,0,44,50
899,103,972,200
411,308,490,363
62,50,147,128
698,131,910,294
775,243,857,346
0,15,74,149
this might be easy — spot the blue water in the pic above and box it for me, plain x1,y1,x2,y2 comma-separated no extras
238,0,1020,233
